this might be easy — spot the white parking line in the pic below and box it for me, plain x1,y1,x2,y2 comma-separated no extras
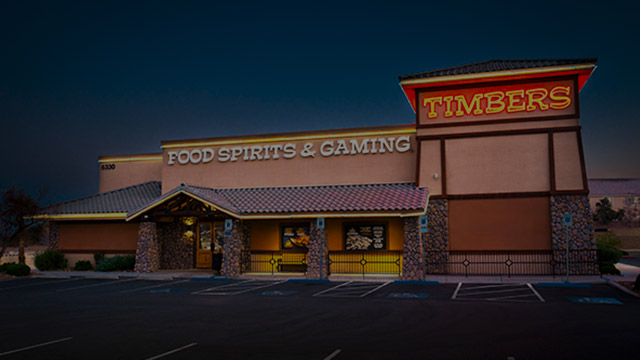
56,278,136,292
120,280,190,294
527,283,546,302
0,278,81,291
191,280,254,295
145,343,197,360
313,281,389,298
457,287,532,297
453,283,544,303
312,281,354,297
451,283,462,299
0,337,72,356
324,349,342,360
359,281,391,297
193,280,286,296
461,283,528,291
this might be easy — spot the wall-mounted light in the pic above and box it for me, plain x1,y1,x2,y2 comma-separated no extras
181,217,196,226
434,173,439,179
184,230,195,239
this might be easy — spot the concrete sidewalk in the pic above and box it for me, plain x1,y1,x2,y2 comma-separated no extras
26,262,639,284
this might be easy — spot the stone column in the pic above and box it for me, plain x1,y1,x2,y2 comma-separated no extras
222,219,250,277
47,221,59,250
550,195,597,275
134,222,160,273
240,221,251,274
307,220,329,279
157,221,195,270
401,217,426,281
424,199,449,274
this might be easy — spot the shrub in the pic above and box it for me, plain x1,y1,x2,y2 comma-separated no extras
596,242,622,275
595,230,621,248
122,255,135,270
6,263,31,276
94,252,105,265
73,260,93,271
34,249,68,271
96,255,135,272
0,262,16,273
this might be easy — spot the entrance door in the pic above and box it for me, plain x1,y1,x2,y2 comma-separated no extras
196,223,213,268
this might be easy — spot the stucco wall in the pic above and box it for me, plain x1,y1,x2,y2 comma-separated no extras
58,222,138,252
161,133,417,193
553,131,584,191
99,159,162,193
446,134,550,195
418,140,442,193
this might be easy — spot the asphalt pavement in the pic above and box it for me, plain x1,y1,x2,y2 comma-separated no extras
0,277,638,359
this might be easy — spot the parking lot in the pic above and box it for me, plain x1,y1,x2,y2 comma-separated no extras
0,276,638,359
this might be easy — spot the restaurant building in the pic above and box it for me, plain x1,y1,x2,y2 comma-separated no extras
41,58,599,279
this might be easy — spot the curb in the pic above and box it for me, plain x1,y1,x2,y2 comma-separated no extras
31,274,73,279
136,275,174,281
393,280,440,285
604,278,640,299
287,279,331,284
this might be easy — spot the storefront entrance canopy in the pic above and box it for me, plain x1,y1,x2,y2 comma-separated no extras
126,182,429,221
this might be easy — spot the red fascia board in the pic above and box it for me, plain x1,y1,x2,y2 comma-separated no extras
400,69,596,113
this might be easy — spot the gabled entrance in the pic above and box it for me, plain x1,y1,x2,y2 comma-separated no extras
127,189,238,271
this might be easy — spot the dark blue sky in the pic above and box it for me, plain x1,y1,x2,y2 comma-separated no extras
1,0,639,202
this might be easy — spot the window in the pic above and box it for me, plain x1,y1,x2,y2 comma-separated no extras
344,223,387,251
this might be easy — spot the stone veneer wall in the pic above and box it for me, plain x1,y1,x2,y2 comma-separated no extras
134,222,160,272
424,199,449,274
222,220,250,277
550,195,598,275
158,221,195,270
308,220,329,279
401,217,426,280
47,221,59,250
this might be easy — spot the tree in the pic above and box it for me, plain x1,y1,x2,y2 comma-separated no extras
593,198,623,225
0,186,44,262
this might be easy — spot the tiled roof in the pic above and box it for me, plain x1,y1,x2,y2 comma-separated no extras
129,183,428,218
398,58,597,81
588,179,640,196
44,181,162,214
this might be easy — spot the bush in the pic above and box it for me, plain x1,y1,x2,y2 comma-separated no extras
596,242,622,275
6,263,31,276
94,252,105,265
595,230,621,248
34,249,68,271
0,262,16,273
96,255,135,272
73,260,93,271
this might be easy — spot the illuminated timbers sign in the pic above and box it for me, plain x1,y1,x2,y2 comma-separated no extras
417,78,577,125
167,136,411,165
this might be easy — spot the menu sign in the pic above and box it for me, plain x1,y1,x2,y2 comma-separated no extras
345,224,386,251
282,225,310,250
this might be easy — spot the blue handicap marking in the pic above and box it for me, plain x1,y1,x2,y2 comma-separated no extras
568,297,622,305
387,292,430,299
149,288,184,294
258,290,298,296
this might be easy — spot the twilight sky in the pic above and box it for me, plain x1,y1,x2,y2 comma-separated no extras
1,0,639,202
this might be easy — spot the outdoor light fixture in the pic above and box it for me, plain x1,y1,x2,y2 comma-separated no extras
181,217,196,226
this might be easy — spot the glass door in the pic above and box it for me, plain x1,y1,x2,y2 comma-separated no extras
196,222,213,268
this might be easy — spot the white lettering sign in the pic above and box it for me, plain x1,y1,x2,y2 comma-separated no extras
166,136,412,165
